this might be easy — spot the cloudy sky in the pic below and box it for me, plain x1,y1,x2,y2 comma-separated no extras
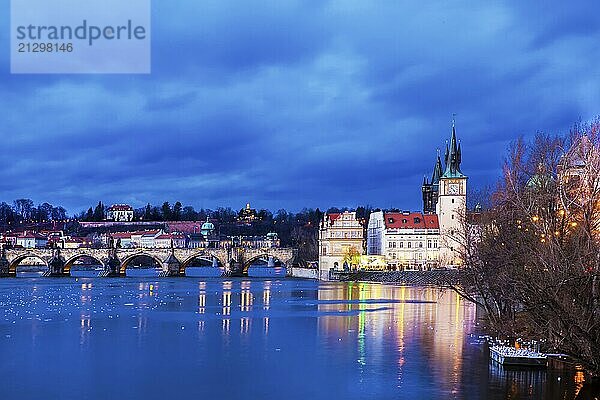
1,1,599,215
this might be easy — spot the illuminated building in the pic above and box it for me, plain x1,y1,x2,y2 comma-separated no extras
318,211,365,279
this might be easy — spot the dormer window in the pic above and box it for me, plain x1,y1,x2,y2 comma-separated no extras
388,218,394,223
402,219,407,223
414,217,420,223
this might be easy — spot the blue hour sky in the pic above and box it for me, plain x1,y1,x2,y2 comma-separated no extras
1,1,599,215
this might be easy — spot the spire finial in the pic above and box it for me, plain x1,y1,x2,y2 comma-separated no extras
452,113,456,128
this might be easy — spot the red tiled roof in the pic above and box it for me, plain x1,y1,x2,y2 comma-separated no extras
384,212,439,229
328,213,341,223
111,233,132,239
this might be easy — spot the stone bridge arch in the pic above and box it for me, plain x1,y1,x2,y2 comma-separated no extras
240,248,297,275
243,254,286,273
8,252,49,275
179,252,226,274
119,252,166,275
63,254,106,274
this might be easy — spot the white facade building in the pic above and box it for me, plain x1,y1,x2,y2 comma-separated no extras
367,211,440,270
16,232,48,249
318,123,468,278
318,211,365,280
106,204,134,222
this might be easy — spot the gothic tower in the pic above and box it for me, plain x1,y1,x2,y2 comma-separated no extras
422,154,443,213
436,122,467,265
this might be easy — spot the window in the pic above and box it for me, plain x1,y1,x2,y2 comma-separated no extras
452,198,455,204
408,242,412,248
451,214,454,220
427,240,432,248
414,217,420,223
419,242,423,248
402,219,407,223
399,242,404,248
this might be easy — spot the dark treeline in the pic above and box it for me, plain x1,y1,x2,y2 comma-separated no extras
0,199,67,225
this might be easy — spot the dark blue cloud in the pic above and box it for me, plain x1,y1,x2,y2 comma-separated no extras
1,1,600,214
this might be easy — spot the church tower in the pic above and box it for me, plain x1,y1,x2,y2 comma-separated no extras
422,153,443,213
436,122,467,266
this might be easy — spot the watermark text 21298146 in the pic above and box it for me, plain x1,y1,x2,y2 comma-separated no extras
17,43,73,53
10,0,151,74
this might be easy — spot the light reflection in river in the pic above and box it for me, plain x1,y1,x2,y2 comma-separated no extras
0,277,592,400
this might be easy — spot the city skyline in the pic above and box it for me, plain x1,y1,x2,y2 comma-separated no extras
2,1,599,214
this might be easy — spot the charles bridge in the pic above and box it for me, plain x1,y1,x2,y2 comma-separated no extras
0,245,297,277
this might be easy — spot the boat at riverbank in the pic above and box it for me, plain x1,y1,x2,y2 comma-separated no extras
490,346,547,367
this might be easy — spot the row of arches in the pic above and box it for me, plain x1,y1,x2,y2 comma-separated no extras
6,252,286,276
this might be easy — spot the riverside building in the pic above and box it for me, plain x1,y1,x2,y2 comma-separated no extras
318,211,365,280
318,123,467,278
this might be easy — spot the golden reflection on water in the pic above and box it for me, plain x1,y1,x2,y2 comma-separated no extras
240,280,253,312
317,283,477,394
198,281,206,314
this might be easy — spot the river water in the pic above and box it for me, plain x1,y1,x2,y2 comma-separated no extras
0,275,592,399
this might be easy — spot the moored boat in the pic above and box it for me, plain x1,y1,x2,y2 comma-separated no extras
489,346,547,367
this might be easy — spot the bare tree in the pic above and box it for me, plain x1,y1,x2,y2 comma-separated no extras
458,120,600,377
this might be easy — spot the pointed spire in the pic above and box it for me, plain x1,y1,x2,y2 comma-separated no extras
450,124,458,156
444,140,449,166
442,119,465,178
431,153,443,184
423,175,428,185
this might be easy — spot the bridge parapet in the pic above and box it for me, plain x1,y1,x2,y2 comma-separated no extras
2,246,296,277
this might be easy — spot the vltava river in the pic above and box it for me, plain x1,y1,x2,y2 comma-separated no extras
0,277,590,399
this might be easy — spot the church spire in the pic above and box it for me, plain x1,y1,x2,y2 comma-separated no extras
442,120,466,178
431,153,443,184
444,140,449,167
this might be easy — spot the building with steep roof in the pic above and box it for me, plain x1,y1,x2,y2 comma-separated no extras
436,123,468,265
368,211,440,269
422,154,444,213
364,122,467,272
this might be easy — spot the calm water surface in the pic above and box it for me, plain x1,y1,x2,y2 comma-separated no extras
0,276,591,399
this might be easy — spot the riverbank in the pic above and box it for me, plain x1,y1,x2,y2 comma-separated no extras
330,270,461,286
